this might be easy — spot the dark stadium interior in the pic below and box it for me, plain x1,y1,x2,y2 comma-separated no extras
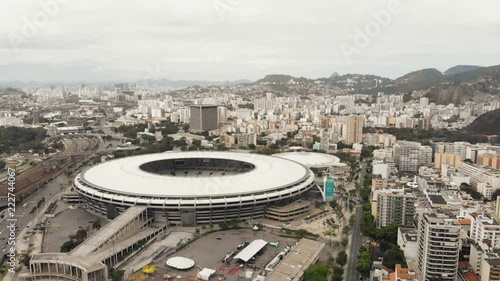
139,158,256,177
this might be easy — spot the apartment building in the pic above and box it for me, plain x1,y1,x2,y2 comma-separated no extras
470,214,500,249
345,115,364,144
417,213,460,281
477,154,500,170
470,244,500,281
435,153,462,169
394,141,432,173
458,162,500,190
373,189,415,228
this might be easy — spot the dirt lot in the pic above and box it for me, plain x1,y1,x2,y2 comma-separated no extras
42,208,107,252
145,228,298,281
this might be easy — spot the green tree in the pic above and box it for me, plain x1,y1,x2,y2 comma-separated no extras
382,246,405,270
341,238,349,248
0,159,5,169
248,143,256,149
304,263,329,281
336,250,348,266
60,240,77,252
192,139,202,146
92,220,102,230
356,248,372,278
110,268,125,281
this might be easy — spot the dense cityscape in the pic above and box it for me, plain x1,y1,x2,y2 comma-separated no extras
2,1,500,281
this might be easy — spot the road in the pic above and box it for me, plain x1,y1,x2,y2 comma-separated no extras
345,160,367,281
0,174,69,256
346,205,362,280
0,137,98,261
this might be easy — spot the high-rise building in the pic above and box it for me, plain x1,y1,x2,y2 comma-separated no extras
417,213,460,281
178,108,190,124
392,141,433,173
434,153,461,169
190,105,218,132
346,115,364,144
420,97,429,106
254,98,273,111
373,188,415,228
217,106,227,124
32,108,40,125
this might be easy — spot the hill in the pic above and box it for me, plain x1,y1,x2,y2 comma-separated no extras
447,65,500,84
444,65,483,75
425,84,474,106
465,108,500,135
393,68,444,92
256,74,311,84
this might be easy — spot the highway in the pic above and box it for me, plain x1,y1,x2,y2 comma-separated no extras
345,161,367,281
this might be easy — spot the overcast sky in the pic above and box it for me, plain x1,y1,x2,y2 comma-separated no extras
0,0,499,83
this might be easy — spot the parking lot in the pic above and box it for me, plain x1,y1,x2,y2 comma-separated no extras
147,229,298,281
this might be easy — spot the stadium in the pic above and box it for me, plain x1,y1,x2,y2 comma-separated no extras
72,151,316,226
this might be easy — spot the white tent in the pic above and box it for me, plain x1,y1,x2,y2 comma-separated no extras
198,268,216,280
233,239,268,262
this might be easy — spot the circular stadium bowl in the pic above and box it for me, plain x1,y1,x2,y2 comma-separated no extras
73,151,316,226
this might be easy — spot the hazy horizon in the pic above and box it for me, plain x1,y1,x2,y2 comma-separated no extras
1,0,499,83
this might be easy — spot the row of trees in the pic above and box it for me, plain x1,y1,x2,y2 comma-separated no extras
356,246,372,278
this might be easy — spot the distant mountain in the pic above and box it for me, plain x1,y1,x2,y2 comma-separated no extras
444,65,483,75
0,79,253,90
136,78,253,90
446,65,500,83
465,108,500,135
255,74,311,84
329,72,339,79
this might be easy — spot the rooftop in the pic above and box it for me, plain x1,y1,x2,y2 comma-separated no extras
233,239,268,262
273,151,340,169
265,239,325,281
71,206,147,257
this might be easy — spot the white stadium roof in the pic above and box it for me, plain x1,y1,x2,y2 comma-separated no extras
80,151,311,198
166,257,195,269
273,152,340,169
233,239,268,262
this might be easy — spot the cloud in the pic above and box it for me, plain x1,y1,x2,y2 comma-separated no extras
0,0,499,82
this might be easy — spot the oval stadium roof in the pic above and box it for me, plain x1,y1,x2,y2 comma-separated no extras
80,151,312,198
273,152,340,169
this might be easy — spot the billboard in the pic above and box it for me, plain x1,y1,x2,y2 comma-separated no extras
325,178,335,202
